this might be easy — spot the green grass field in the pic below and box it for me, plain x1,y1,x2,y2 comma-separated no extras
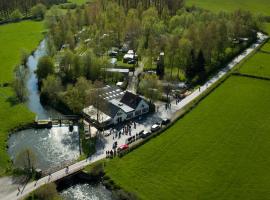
0,21,44,84
106,76,270,200
0,21,43,175
68,0,89,5
186,0,270,15
239,40,270,78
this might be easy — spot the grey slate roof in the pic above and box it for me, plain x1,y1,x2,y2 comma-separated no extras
120,91,144,109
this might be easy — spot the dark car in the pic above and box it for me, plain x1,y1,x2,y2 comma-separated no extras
162,118,171,125
128,59,136,64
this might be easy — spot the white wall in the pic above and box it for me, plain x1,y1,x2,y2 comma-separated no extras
112,109,127,124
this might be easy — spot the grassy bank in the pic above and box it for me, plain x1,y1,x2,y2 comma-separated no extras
186,0,270,15
0,21,44,175
238,39,270,78
105,76,270,200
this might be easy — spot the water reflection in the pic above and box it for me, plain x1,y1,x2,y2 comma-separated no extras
26,40,60,119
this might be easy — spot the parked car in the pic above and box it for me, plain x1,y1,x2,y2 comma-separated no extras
162,118,171,125
127,59,136,64
138,130,144,138
151,123,161,132
117,144,129,151
141,131,151,138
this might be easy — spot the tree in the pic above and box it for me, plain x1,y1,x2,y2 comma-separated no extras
31,3,46,20
176,37,192,79
86,80,108,123
13,65,28,102
62,77,92,113
41,75,62,105
10,9,23,21
36,56,54,83
21,49,30,66
139,74,162,103
27,183,61,200
196,50,206,82
15,149,36,173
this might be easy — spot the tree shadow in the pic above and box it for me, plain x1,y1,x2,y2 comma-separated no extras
6,96,20,106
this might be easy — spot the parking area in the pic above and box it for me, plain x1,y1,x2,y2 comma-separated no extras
94,97,184,154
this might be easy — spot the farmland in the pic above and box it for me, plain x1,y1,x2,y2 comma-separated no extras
0,21,44,84
105,76,270,200
186,0,270,15
239,40,270,78
0,21,43,175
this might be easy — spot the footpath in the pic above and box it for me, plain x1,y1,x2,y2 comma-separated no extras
2,32,268,200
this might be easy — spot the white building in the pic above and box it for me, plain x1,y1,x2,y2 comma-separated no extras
83,91,149,128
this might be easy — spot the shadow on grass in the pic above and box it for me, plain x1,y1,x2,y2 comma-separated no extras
6,96,20,106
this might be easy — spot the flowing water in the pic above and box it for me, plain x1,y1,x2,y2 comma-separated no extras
7,40,112,199
61,183,112,200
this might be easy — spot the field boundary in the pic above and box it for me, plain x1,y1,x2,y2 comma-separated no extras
119,71,232,157
234,37,270,72
232,72,270,81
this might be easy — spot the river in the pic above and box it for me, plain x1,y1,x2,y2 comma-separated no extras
7,40,112,199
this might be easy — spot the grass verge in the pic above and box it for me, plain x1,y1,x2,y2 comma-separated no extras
105,76,270,200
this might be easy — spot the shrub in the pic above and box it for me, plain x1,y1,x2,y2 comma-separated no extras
31,4,47,20
10,9,23,22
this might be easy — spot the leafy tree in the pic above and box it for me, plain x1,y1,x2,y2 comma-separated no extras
15,149,36,173
31,3,46,20
36,56,54,83
139,74,162,103
20,49,30,66
13,65,28,102
10,9,23,21
25,183,61,200
62,77,92,113
41,75,62,105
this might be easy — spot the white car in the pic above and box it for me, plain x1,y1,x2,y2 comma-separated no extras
151,123,161,132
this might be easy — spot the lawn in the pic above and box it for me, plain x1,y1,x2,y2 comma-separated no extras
0,20,43,175
239,40,270,78
68,0,89,5
0,20,44,84
186,0,270,15
106,76,270,200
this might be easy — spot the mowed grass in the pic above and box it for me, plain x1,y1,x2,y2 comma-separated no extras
186,0,270,15
0,21,43,175
0,20,44,83
68,0,89,5
106,76,270,200
239,40,270,78
0,88,34,175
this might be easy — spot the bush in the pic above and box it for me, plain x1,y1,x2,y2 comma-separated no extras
25,183,61,200
112,189,137,200
31,4,47,20
10,9,23,22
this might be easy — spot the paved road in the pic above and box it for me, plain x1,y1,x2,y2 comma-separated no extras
2,32,268,200
127,59,144,93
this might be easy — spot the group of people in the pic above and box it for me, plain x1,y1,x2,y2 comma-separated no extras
106,150,117,158
165,102,172,110
111,121,137,140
